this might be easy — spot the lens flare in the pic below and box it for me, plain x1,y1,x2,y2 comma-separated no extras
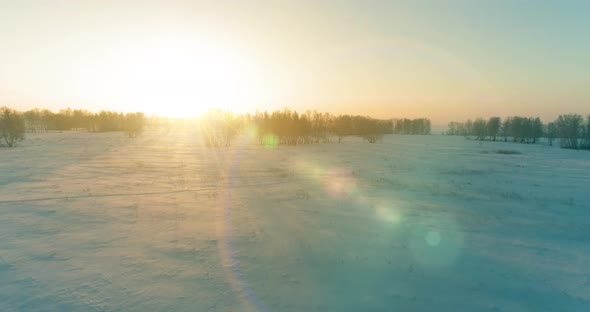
245,125,259,141
262,134,279,149
409,216,463,268
425,231,441,246
375,204,402,224
218,137,267,312
323,168,357,198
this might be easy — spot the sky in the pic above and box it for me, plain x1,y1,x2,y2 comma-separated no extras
0,0,589,124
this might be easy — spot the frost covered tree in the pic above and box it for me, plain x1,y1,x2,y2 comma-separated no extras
0,107,25,147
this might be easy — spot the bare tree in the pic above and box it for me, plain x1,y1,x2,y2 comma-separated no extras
487,117,501,141
532,117,544,144
124,112,146,138
582,115,590,150
0,107,25,147
464,119,474,139
555,114,583,149
501,117,512,142
546,122,557,146
472,118,488,141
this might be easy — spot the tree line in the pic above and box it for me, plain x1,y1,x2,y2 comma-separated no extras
446,114,590,150
1,106,435,148
392,118,431,135
200,108,432,147
0,107,147,147
22,108,146,135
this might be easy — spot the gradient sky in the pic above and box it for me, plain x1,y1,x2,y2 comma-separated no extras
1,0,589,123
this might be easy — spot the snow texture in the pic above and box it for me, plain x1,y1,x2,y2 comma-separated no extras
1,130,589,311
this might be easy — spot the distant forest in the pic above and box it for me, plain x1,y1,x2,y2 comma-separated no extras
0,107,146,146
2,106,589,150
199,109,431,147
446,114,590,150
20,108,146,136
0,107,431,147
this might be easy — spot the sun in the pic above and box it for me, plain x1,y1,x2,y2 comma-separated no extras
108,38,263,117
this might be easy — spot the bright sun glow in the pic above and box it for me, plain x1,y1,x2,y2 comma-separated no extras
107,38,264,117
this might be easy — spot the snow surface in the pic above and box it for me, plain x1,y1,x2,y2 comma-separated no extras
1,129,589,311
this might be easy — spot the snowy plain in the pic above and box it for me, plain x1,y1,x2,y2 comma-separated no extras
0,128,589,311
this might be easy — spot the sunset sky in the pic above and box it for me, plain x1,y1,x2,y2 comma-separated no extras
1,0,589,124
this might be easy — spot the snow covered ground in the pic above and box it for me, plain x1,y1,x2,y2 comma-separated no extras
1,129,589,311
